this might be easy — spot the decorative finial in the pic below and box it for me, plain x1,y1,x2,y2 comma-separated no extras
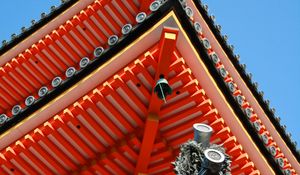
210,15,215,21
258,90,264,97
270,108,276,114
11,33,17,40
21,26,26,33
222,35,228,42
2,40,7,46
216,24,222,31
203,4,209,12
51,6,56,12
31,19,36,25
41,12,47,19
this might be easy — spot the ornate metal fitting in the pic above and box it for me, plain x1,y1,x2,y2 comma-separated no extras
65,67,76,78
52,77,62,88
108,35,119,46
12,105,22,116
149,1,161,12
25,96,35,106
0,114,8,125
136,12,147,23
38,86,48,97
173,123,231,175
122,24,132,35
80,57,90,68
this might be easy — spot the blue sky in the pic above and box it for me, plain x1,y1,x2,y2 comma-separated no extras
0,1,299,149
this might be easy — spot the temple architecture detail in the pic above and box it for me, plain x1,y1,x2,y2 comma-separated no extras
0,0,299,174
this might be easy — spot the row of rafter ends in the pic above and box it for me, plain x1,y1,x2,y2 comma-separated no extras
0,0,147,129
182,1,297,174
194,0,300,161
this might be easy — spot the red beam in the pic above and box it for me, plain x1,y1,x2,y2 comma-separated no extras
135,28,178,174
140,0,152,12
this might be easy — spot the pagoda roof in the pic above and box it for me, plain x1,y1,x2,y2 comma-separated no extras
0,0,298,174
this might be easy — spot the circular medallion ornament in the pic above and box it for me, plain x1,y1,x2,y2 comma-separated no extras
149,1,161,12
0,114,8,125
65,67,76,78
193,22,202,34
38,86,48,97
201,38,211,49
204,149,225,163
218,67,227,78
108,35,119,46
25,96,35,106
12,105,22,116
80,57,90,68
185,6,193,18
93,47,104,58
136,12,147,23
276,157,285,168
261,133,269,145
122,24,132,35
227,82,236,93
284,169,292,175
209,52,220,64
244,108,253,118
52,77,62,88
235,95,244,106
252,121,261,132
268,146,277,156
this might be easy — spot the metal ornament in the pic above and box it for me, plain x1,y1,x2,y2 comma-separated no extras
38,86,48,97
261,133,269,145
149,1,161,12
203,149,225,173
276,157,285,168
12,105,22,116
108,35,119,46
253,121,261,132
178,0,187,7
122,24,132,35
244,108,253,118
218,67,227,78
136,12,147,23
268,145,277,156
52,77,62,88
25,96,35,106
65,67,76,78
173,123,231,175
0,114,8,125
194,22,202,34
235,95,244,106
201,38,211,49
227,82,235,93
80,57,90,68
284,169,292,175
185,6,193,18
94,47,104,57
154,78,172,103
193,123,212,148
209,52,220,64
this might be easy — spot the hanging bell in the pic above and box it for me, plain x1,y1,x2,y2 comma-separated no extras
154,78,172,103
